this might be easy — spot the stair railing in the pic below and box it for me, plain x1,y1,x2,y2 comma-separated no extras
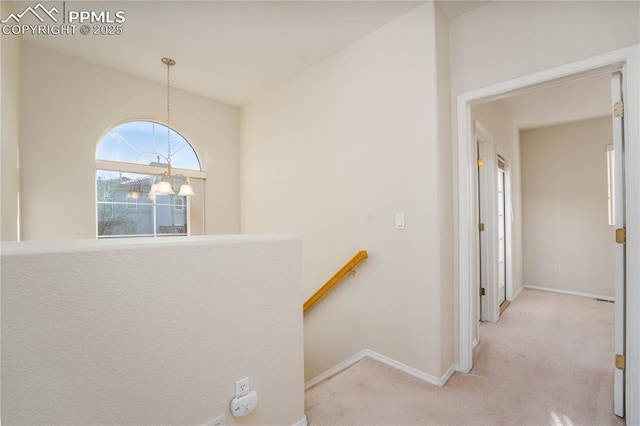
303,250,368,314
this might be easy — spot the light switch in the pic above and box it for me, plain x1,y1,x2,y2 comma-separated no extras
395,214,405,230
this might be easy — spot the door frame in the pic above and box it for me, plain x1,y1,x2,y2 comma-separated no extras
495,148,513,308
455,45,640,424
474,122,513,324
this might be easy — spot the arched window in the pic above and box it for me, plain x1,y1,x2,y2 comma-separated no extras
96,120,205,238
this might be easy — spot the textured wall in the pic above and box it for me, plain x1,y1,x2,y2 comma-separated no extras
1,235,304,425
0,0,21,241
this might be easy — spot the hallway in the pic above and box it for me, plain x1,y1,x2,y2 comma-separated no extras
305,289,622,425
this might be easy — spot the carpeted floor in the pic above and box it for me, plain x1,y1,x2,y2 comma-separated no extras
305,289,624,425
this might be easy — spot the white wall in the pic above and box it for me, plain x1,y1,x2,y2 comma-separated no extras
241,3,453,381
1,235,305,425
19,43,240,240
521,117,615,297
450,1,640,95
434,4,453,375
0,0,21,241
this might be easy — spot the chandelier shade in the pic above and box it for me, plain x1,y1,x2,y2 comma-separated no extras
178,180,196,197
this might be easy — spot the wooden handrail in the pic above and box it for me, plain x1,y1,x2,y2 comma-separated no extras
303,250,368,314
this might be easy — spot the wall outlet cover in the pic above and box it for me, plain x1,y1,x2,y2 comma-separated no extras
204,414,225,426
235,377,250,396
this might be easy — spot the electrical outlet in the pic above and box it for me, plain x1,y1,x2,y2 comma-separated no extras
554,266,561,274
204,414,225,426
235,377,250,396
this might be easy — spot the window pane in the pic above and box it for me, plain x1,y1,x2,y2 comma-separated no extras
98,202,155,236
97,170,189,238
156,203,188,236
97,121,201,171
97,170,154,237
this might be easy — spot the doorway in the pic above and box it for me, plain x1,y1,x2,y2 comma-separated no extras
474,74,621,414
456,46,640,421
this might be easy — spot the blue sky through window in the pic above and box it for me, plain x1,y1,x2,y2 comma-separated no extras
96,121,201,170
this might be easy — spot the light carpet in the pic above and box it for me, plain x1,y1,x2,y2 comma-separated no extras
305,289,623,425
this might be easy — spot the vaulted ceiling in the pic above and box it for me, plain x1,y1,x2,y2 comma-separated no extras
21,0,424,106
16,0,610,129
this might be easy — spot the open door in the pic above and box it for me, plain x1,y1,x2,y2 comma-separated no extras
496,156,508,312
475,122,498,323
611,70,626,418
477,138,484,322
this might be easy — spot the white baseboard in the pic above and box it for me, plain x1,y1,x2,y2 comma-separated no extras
472,338,479,350
304,349,369,390
304,349,456,390
523,284,614,302
293,415,307,426
439,363,456,385
365,349,455,387
512,284,524,301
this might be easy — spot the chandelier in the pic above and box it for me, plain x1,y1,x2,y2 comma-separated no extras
148,57,195,198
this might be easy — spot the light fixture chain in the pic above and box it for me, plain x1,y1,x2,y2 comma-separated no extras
150,57,193,198
166,58,171,167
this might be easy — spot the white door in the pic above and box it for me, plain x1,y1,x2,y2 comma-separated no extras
611,70,626,418
497,157,507,307
476,140,484,321
475,122,497,323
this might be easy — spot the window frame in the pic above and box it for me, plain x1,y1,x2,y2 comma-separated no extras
96,159,207,181
95,119,206,239
96,162,205,238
